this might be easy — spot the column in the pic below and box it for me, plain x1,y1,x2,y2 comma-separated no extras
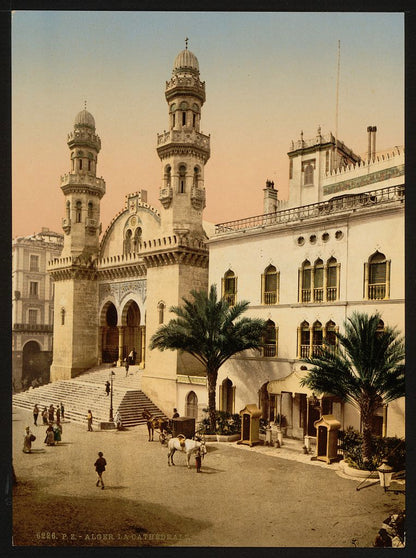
139,326,146,368
385,260,391,299
309,325,313,358
297,326,301,358
117,326,125,366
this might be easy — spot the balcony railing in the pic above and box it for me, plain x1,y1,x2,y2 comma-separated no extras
327,287,338,301
223,293,236,306
215,185,404,235
262,344,277,357
313,288,324,302
263,291,277,305
368,283,386,300
301,289,311,303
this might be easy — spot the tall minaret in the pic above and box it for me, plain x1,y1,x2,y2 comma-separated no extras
156,41,210,239
141,44,210,414
60,108,105,257
49,108,105,380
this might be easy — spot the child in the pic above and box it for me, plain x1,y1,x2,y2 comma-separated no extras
195,448,202,473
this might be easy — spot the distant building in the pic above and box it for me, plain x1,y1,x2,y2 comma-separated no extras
12,228,64,390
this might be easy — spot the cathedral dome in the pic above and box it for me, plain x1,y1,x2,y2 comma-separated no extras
173,49,199,73
74,109,96,130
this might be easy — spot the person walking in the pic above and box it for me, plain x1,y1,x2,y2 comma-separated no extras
105,381,110,396
60,402,65,420
23,427,35,453
44,424,55,446
48,404,55,423
94,452,107,489
87,410,93,431
42,407,48,425
33,404,39,426
56,405,61,424
53,422,62,443
124,358,129,377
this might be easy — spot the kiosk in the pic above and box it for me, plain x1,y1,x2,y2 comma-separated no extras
238,404,262,447
312,414,341,464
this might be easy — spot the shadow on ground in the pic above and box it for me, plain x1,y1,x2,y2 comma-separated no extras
13,480,210,546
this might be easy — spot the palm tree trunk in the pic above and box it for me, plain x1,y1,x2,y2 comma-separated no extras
361,409,374,464
207,368,218,432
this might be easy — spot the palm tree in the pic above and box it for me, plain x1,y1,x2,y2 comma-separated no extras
300,312,404,463
150,284,266,432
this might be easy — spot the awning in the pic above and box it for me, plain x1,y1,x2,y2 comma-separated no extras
266,369,314,396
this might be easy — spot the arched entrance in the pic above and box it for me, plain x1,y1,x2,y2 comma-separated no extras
101,303,119,363
121,300,142,364
185,391,198,418
258,382,270,420
220,378,234,414
22,341,47,388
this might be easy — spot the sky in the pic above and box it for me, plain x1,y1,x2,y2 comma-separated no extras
12,11,404,238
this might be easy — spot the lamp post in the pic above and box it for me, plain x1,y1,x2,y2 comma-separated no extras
377,458,405,495
109,370,115,421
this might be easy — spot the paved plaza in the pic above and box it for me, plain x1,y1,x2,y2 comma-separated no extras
12,406,404,547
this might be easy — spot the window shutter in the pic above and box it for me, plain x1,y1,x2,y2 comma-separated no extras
261,273,265,304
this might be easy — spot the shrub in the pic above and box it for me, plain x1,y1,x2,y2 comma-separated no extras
339,427,405,471
197,409,241,435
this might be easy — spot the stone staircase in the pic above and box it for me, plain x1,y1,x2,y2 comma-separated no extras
12,365,167,427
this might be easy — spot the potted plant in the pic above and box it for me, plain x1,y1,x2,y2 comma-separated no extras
215,411,241,442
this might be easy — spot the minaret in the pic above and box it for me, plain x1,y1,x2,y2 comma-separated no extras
141,44,210,413
156,41,210,239
61,107,105,257
48,108,105,380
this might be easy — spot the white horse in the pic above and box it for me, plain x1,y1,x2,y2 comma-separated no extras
167,436,207,468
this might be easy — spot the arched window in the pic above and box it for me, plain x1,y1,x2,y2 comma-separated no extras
193,166,200,188
376,319,385,339
366,252,390,300
61,308,66,326
300,261,312,302
299,258,340,303
220,378,234,414
66,201,71,221
299,321,310,358
79,159,83,170
179,165,186,193
193,113,196,127
75,201,82,223
263,320,277,357
185,391,198,418
304,163,314,185
326,257,339,301
325,320,337,351
133,228,142,252
124,229,132,255
182,111,186,126
312,321,323,357
222,270,237,306
313,259,324,302
157,301,165,325
172,113,176,127
165,165,171,188
262,265,278,304
87,202,93,219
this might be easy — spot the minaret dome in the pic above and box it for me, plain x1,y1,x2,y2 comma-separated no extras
173,49,199,73
74,109,96,130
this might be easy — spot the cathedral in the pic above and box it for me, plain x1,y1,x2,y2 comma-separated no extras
48,45,405,438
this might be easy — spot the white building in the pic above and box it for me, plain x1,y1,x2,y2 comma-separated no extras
208,127,404,439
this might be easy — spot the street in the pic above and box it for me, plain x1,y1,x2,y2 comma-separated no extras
12,406,404,547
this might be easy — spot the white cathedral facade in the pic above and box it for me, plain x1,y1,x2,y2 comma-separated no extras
48,47,405,438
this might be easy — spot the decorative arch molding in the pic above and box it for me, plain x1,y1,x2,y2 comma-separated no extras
99,299,119,327
22,339,43,351
99,280,147,307
120,298,143,327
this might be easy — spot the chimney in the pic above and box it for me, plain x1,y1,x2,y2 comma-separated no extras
263,180,278,214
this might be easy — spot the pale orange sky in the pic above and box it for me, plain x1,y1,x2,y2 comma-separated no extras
12,11,404,238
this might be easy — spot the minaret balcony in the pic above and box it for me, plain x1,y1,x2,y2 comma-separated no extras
61,173,106,197
62,217,71,234
157,130,210,160
191,187,206,210
67,130,101,151
165,76,206,102
159,187,173,209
